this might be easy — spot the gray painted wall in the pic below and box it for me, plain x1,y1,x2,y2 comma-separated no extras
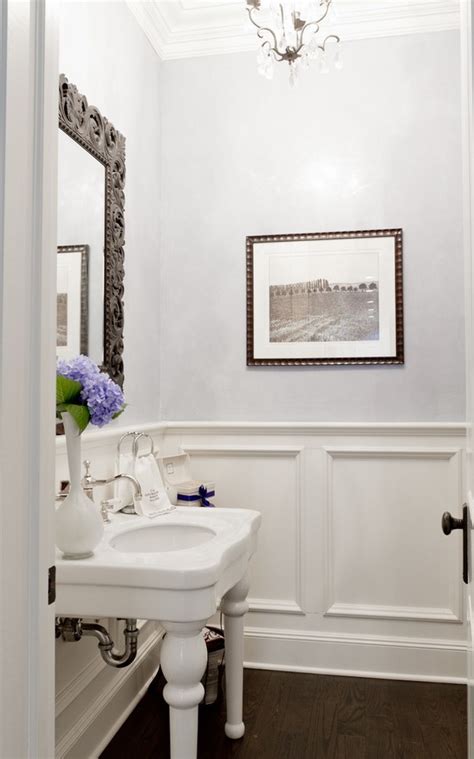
59,1,161,426
160,32,464,422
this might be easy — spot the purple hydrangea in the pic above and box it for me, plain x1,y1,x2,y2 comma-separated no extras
57,355,125,428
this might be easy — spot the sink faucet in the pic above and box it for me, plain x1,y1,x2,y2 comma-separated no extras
82,460,143,515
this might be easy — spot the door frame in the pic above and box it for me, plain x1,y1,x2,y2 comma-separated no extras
461,0,474,756
0,1,58,756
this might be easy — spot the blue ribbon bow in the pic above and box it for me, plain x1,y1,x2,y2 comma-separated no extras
198,484,215,507
177,485,215,507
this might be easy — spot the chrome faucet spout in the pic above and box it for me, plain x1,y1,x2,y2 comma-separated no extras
81,460,142,514
89,472,142,499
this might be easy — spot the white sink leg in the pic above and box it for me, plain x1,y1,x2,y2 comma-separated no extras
221,570,250,740
161,620,208,759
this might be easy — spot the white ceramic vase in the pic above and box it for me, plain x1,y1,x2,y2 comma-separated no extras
55,412,104,559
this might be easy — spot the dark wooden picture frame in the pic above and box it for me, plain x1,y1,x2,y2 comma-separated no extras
57,244,89,356
247,228,404,366
58,74,125,387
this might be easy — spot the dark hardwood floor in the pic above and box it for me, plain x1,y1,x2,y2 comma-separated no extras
101,669,467,759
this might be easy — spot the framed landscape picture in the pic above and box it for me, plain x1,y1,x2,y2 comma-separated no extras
57,244,89,359
247,228,403,366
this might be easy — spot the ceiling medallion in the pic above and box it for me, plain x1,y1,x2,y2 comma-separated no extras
246,0,342,84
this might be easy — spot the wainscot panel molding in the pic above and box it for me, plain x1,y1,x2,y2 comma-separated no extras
323,446,463,625
162,421,467,437
161,420,467,682
55,419,467,755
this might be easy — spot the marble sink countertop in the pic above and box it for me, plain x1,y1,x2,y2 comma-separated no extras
55,506,261,590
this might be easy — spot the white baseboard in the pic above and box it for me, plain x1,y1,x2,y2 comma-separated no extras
243,626,468,684
56,624,164,759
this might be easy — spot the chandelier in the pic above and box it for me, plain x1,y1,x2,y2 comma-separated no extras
246,0,341,84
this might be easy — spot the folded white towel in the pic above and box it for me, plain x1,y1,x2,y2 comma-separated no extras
116,450,173,518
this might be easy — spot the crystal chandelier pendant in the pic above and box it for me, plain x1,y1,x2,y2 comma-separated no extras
334,46,343,70
319,50,329,74
289,61,298,87
246,0,341,82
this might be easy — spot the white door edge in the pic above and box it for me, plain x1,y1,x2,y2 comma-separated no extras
0,1,58,757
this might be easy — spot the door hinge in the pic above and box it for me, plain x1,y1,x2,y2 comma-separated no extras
48,565,56,605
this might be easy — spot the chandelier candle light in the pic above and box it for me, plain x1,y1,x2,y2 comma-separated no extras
247,0,341,84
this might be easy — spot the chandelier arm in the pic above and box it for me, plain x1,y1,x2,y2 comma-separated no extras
299,0,332,43
260,38,285,61
318,33,341,52
247,8,282,55
309,0,332,27
300,20,321,44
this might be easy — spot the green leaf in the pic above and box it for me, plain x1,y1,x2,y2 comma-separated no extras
112,403,127,420
56,374,81,405
63,403,90,433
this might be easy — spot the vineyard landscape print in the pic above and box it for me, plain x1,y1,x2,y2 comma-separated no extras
269,251,379,343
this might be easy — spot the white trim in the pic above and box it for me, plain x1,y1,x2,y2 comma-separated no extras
163,420,467,437
91,670,160,758
323,445,464,625
125,0,460,61
55,655,106,718
243,625,467,683
248,599,305,616
0,2,58,756
243,661,467,685
55,419,166,452
55,618,153,716
0,0,6,320
244,625,467,651
460,0,474,752
69,420,467,442
183,444,304,456
185,443,306,619
324,445,462,459
325,602,463,624
56,626,164,758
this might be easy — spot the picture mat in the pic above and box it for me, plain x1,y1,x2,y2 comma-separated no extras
56,251,82,359
253,236,396,359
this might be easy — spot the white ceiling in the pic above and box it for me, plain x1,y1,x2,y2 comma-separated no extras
125,0,460,60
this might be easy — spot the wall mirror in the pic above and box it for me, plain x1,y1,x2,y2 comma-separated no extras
57,74,125,389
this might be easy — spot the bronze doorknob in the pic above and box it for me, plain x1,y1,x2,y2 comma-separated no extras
442,511,464,535
441,505,471,584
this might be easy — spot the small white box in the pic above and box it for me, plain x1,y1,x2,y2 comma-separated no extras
157,452,215,507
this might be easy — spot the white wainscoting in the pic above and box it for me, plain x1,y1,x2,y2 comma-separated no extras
55,421,467,756
161,422,468,683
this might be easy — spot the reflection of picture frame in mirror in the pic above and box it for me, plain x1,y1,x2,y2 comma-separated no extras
57,244,89,358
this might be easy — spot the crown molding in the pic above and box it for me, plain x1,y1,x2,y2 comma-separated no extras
125,0,460,61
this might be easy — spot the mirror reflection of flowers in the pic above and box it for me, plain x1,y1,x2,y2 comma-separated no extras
56,355,125,433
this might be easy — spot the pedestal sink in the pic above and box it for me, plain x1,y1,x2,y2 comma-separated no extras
55,506,261,759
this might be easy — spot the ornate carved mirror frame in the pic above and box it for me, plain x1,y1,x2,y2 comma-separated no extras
58,74,125,387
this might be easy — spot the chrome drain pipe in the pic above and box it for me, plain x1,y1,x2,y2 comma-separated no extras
56,617,139,668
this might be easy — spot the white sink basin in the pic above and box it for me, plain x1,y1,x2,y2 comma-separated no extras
55,507,261,620
110,523,216,553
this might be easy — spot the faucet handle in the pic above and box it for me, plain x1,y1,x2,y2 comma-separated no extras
100,497,122,523
82,460,95,500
